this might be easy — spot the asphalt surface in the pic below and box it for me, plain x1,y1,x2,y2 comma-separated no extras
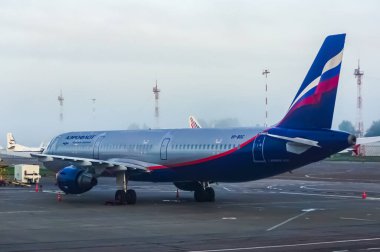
1,161,380,252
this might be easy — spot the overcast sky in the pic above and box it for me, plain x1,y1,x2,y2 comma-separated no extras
0,0,379,145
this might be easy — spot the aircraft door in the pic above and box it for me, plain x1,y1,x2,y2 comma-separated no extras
253,134,266,163
160,138,171,160
93,134,106,159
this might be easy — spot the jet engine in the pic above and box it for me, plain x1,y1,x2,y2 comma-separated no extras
57,166,97,194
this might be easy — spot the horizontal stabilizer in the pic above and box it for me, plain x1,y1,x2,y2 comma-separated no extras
266,133,320,147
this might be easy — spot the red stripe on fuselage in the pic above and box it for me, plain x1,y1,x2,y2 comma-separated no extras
147,135,258,171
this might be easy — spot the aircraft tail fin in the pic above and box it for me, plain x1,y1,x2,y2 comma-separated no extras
6,133,15,150
189,116,202,128
277,34,346,130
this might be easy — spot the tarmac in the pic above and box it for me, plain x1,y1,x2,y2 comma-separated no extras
1,161,380,251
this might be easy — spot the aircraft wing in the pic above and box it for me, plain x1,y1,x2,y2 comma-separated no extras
356,136,380,145
30,153,152,174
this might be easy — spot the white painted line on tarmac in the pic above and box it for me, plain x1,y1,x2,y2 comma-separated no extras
305,174,334,180
0,210,48,214
188,237,380,252
0,187,28,190
366,248,380,250
223,187,233,192
31,190,63,194
222,217,236,220
340,217,375,222
162,199,181,203
278,191,380,201
299,185,377,194
266,209,316,231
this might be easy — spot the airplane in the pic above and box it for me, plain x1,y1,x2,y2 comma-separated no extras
352,136,380,156
0,133,42,167
189,116,202,128
32,34,380,205
7,133,44,153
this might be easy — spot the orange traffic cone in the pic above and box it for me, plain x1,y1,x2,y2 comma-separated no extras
35,183,39,192
362,191,367,199
57,192,62,202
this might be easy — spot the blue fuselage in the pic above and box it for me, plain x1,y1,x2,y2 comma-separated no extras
43,127,351,183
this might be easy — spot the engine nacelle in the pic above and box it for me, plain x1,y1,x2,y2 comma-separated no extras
57,166,97,194
174,181,203,191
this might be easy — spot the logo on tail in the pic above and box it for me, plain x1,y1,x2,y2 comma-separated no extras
278,34,346,130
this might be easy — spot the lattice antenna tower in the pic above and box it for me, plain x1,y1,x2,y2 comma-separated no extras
262,69,270,128
153,80,160,128
354,60,365,156
91,98,96,119
58,90,64,122
354,61,364,138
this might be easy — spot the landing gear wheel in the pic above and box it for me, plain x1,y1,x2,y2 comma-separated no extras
115,190,126,204
194,189,205,202
194,187,215,202
205,187,215,202
126,189,137,205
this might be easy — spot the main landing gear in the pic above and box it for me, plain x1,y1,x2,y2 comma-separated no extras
194,182,215,202
115,189,136,205
115,172,136,205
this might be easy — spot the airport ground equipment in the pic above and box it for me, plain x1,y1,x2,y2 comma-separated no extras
14,164,41,184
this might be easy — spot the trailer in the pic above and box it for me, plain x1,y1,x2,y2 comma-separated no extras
14,164,41,184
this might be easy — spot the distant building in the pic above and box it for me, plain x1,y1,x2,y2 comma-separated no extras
364,142,380,156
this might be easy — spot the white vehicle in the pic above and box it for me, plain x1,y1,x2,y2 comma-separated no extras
14,164,41,184
7,133,44,153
